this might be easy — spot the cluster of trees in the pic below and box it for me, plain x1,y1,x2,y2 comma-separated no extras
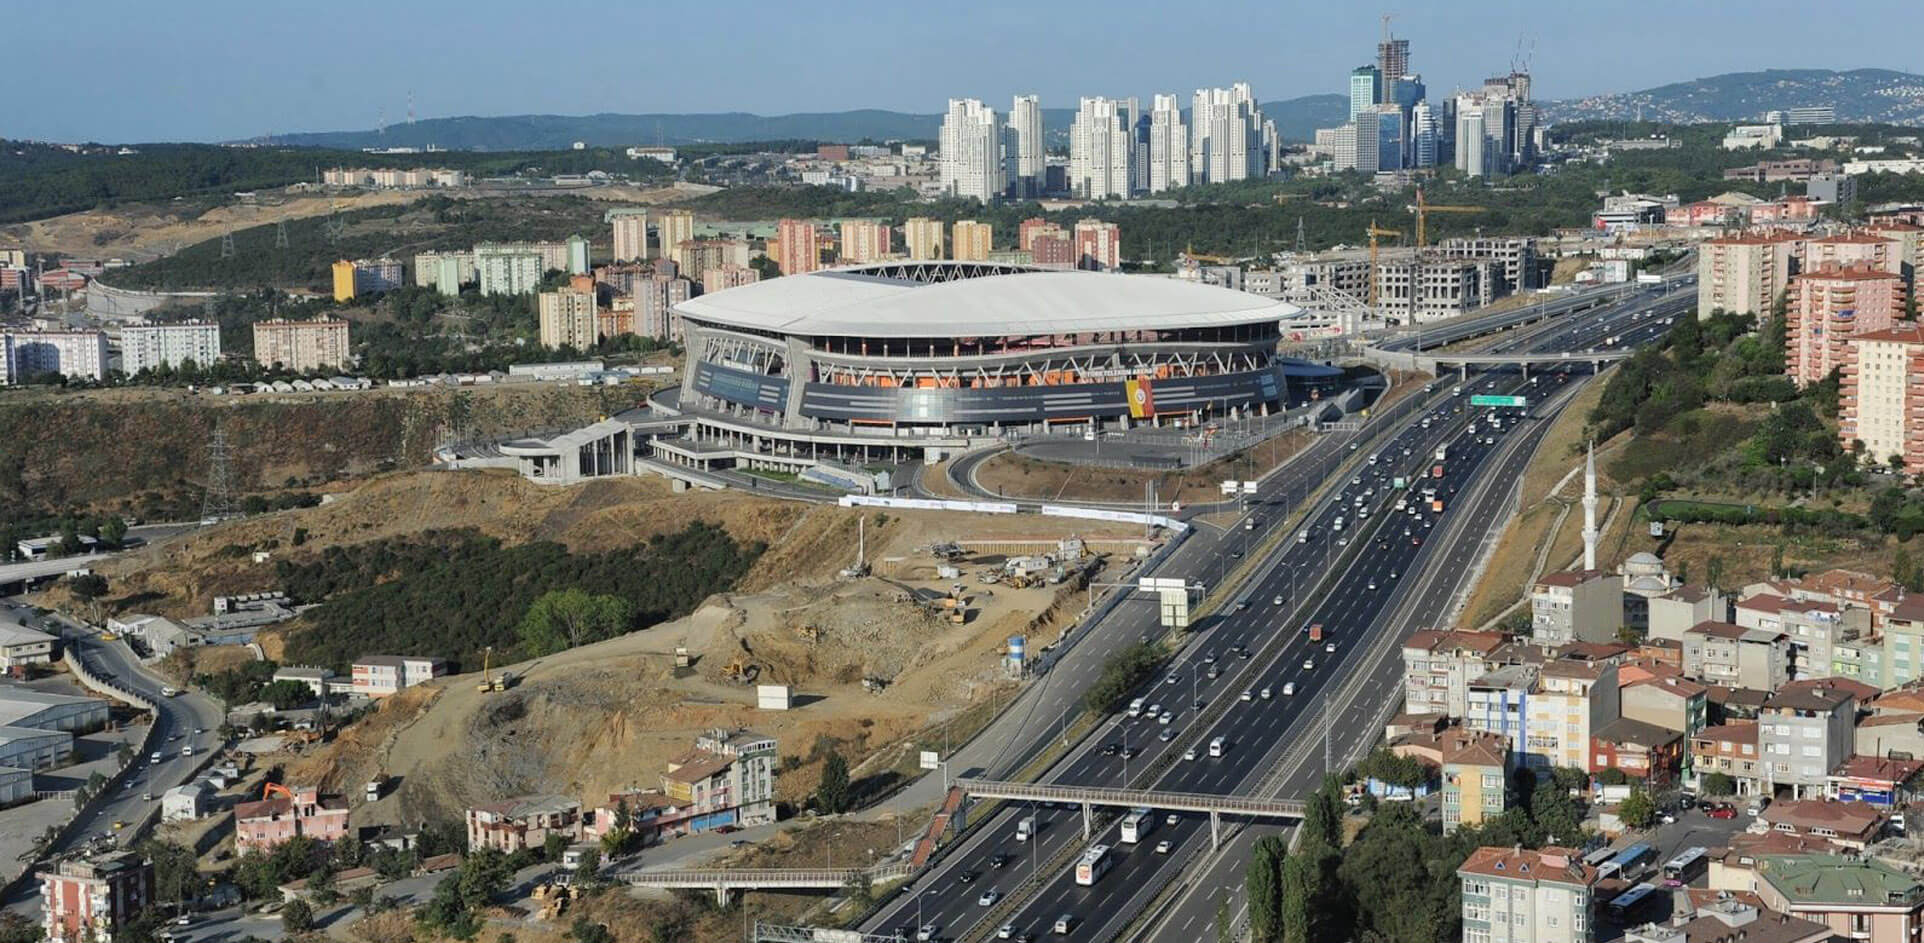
0,513,130,563
277,523,763,671
1081,641,1169,713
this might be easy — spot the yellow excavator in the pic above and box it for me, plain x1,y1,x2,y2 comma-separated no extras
475,646,513,693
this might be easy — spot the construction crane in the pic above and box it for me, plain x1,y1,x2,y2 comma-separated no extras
1411,187,1486,248
1365,220,1404,308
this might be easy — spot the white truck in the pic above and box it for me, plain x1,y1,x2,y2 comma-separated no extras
1434,445,1448,462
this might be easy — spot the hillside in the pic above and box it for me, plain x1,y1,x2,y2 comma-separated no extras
254,94,1352,151
1544,68,1924,124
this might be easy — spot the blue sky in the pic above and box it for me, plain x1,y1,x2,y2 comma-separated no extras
13,0,1919,143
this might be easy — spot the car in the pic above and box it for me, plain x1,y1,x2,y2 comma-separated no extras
1659,812,1677,825
1165,813,1180,826
1155,839,1173,854
1183,747,1198,761
1158,728,1175,742
174,916,192,927
1146,703,1161,718
1324,641,1337,653
1102,743,1121,756
958,871,977,885
918,925,939,942
1367,581,1377,591
1240,689,1254,702
1303,658,1316,670
1746,801,1765,817
1259,686,1272,699
148,752,161,762
1678,794,1697,810
112,821,128,830
990,854,1011,869
1390,570,1399,579
978,890,1000,907
180,746,193,757
1158,711,1173,725
1273,595,1284,606
1203,652,1217,664
142,792,155,801
1164,674,1180,686
1282,682,1296,696
1193,698,1205,709
1707,805,1738,820
998,926,1016,940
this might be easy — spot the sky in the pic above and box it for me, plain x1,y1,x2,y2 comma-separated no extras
12,0,1921,143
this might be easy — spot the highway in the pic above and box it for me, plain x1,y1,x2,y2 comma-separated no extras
861,283,1690,943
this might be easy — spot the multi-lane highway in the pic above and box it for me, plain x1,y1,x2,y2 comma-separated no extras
863,282,1691,943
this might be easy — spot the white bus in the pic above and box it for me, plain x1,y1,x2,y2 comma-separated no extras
1662,847,1708,887
1119,809,1156,844
1074,844,1113,886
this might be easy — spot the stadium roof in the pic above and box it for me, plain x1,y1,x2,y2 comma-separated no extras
675,265,1303,339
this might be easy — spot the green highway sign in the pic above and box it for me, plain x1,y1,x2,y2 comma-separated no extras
1470,395,1527,407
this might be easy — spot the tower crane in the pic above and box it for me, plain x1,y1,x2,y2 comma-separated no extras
1364,220,1404,309
1411,187,1486,248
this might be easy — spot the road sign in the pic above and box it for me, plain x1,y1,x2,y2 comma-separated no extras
919,751,940,770
1470,395,1527,408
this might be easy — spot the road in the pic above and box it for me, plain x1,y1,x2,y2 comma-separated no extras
861,284,1689,943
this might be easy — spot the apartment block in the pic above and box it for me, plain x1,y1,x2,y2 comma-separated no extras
330,257,403,302
119,321,220,374
1531,569,1624,646
41,853,152,943
1,331,109,384
1826,754,1924,807
1590,718,1685,784
1692,722,1763,795
1620,676,1708,736
657,210,695,272
1842,324,1924,472
474,244,545,296
251,318,349,372
776,219,821,275
903,217,944,260
1786,264,1902,387
234,785,350,854
952,220,993,261
701,264,760,295
1523,662,1620,771
1737,594,1860,681
1072,219,1121,272
1436,237,1538,292
609,208,649,262
350,655,447,698
466,794,583,853
1683,621,1791,691
1442,730,1511,834
1458,846,1597,943
413,250,475,296
678,239,750,279
1760,680,1868,797
1647,585,1728,642
538,277,600,351
1403,630,1508,717
1755,854,1924,943
1467,664,1539,765
837,220,891,265
1698,232,1802,320
660,728,778,832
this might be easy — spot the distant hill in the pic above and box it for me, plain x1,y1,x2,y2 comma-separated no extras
254,94,1353,152
1542,68,1924,125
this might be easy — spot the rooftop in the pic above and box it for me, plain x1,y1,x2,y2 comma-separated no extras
469,794,581,820
1594,717,1683,749
1534,568,1612,588
1760,799,1885,835
1457,845,1594,886
0,622,54,648
1756,854,1923,906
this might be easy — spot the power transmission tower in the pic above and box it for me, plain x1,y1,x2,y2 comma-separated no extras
1295,217,1307,254
325,203,346,243
274,219,289,249
219,229,236,259
200,426,240,524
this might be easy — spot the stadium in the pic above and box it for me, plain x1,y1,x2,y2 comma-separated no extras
649,261,1344,470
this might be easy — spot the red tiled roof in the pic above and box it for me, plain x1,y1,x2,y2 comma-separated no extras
1457,846,1594,885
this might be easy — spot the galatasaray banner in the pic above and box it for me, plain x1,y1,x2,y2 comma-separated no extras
1125,378,1156,418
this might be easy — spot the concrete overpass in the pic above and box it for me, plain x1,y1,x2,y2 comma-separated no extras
616,864,913,905
953,777,1305,848
1360,346,1634,376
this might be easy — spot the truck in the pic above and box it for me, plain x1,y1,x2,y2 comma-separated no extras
1434,445,1447,462
365,777,386,801
1307,623,1325,643
1431,464,1444,479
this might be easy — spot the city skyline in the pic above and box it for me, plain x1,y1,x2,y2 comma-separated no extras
9,0,1920,143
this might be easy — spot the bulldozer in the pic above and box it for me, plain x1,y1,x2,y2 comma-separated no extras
722,659,759,684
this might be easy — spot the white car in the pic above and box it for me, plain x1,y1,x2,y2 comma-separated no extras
998,926,1016,940
1158,711,1174,725
1164,674,1180,686
1272,595,1284,606
1259,687,1272,700
1324,642,1337,654
1302,658,1316,670
1155,839,1173,854
1183,748,1198,761
1282,682,1296,696
978,890,1000,907
1240,689,1253,702
1165,813,1180,826
918,925,938,942
1158,728,1175,742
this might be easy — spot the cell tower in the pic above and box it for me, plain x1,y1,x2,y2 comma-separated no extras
219,229,236,259
200,426,240,524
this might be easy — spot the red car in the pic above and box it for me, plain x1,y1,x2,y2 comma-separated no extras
1706,805,1738,820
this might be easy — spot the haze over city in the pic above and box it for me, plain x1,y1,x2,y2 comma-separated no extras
12,0,1923,142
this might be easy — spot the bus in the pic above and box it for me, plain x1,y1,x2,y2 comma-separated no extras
1608,882,1661,918
1661,847,1708,887
1074,844,1113,886
1606,842,1656,879
1581,845,1617,870
1119,809,1156,844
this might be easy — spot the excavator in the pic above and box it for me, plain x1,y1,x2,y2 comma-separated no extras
260,782,294,802
475,646,514,693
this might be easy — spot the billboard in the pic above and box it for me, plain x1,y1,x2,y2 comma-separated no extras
1124,378,1157,419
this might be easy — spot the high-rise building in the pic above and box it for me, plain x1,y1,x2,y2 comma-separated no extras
1349,66,1382,119
414,250,474,296
1,330,108,384
701,264,760,295
1072,219,1121,272
120,321,220,374
474,244,544,296
1375,106,1404,172
1018,217,1062,252
1697,232,1803,319
1146,94,1191,193
1455,105,1487,177
41,852,154,943
1010,95,1044,199
566,234,591,276
776,219,821,275
677,239,750,279
952,220,993,261
1337,111,1381,173
538,276,600,350
838,220,891,264
1410,101,1438,168
1191,84,1264,184
252,318,350,372
939,99,1004,203
1842,324,1924,471
657,210,695,272
904,217,944,260
1070,97,1134,200
608,208,649,262
1787,264,1903,386
330,258,404,302
635,274,693,341
1377,34,1409,87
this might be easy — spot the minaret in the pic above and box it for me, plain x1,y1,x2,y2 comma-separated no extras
1581,440,1599,571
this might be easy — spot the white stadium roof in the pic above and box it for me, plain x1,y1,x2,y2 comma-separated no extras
675,266,1302,338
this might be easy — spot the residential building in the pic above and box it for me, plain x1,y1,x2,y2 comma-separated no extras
952,220,993,261
1442,730,1511,834
1621,676,1708,737
1697,232,1803,320
414,250,474,296
608,208,649,262
634,274,692,341
1,331,108,384
1467,664,1540,765
1531,569,1623,646
1590,717,1685,785
1832,635,1887,689
0,622,56,671
234,785,350,853
329,257,402,302
1373,256,1502,323
1760,680,1865,797
1684,622,1792,691
1191,84,1264,184
119,321,220,374
1808,173,1858,206
1648,586,1729,642
466,795,583,853
1069,97,1133,200
160,783,208,823
1436,237,1539,292
678,239,749,279
657,210,696,272
1827,755,1924,807
1880,593,1924,687
1692,722,1763,795
350,655,447,698
1737,594,1856,680
1072,219,1121,272
1842,323,1924,472
1009,95,1044,199
774,218,820,275
1402,629,1507,717
1017,218,1059,253
903,217,944,261
1787,264,1903,387
474,244,545,296
41,853,152,943
1523,662,1620,771
939,99,1004,203
660,728,778,832
538,276,599,351
251,318,349,372
1146,94,1190,193
1457,845,1597,943
1754,854,1924,943
269,666,333,698
1623,897,1832,943
566,234,590,275
837,220,890,265
701,264,759,295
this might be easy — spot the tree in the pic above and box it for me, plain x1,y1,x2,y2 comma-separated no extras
1280,853,1314,943
1701,772,1737,797
257,679,314,711
1705,555,1725,594
68,573,108,602
281,898,314,932
574,847,601,882
542,832,569,863
570,919,614,943
816,749,852,814
516,588,634,657
100,516,128,549
1619,787,1657,830
1771,543,1786,579
1245,835,1286,943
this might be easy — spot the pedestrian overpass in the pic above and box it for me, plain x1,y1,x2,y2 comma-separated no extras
953,777,1305,848
616,864,913,905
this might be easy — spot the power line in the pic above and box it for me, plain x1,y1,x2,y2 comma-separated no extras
200,426,240,525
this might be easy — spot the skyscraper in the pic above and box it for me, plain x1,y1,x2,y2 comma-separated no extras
1411,101,1438,168
1455,105,1486,177
1070,97,1134,200
1348,66,1382,119
1010,95,1044,199
1146,94,1190,193
939,99,1005,203
1191,83,1264,184
1377,34,1409,85
1374,106,1403,172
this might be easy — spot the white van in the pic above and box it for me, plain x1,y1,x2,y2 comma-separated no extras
1016,816,1036,841
1128,697,1146,718
1208,737,1225,758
